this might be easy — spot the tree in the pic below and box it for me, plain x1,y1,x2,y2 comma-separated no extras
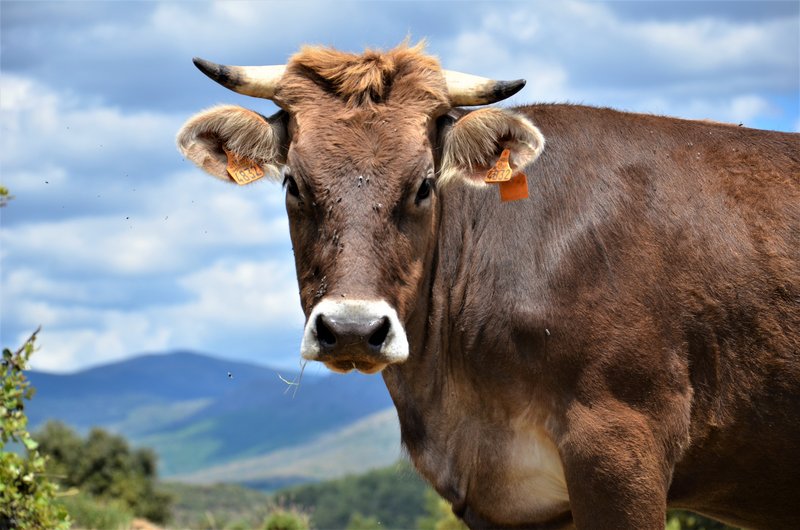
0,329,70,529
35,421,173,523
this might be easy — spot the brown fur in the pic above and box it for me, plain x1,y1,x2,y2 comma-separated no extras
176,105,287,182
439,107,545,186
179,44,800,530
275,41,449,113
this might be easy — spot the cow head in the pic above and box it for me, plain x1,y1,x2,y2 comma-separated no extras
177,43,544,374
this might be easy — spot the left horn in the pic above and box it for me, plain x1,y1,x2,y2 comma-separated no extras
443,70,526,106
193,58,286,100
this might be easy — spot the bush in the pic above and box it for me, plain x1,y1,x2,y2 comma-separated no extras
345,512,381,530
281,462,428,529
58,492,133,530
36,421,173,524
263,507,310,530
0,329,70,529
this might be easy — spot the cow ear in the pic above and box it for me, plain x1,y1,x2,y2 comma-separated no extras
438,108,544,188
176,105,288,183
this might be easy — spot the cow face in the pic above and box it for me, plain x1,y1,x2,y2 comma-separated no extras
177,44,544,374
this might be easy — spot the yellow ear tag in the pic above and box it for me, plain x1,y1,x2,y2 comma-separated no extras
224,148,265,185
485,148,529,201
484,148,514,183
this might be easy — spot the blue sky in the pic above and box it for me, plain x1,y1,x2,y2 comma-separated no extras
1,1,798,373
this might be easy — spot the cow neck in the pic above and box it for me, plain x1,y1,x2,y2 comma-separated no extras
382,182,510,466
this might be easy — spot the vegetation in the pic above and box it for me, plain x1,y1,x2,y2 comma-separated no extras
0,329,70,529
277,462,431,530
262,506,310,530
0,186,13,208
35,420,173,525
162,481,273,529
271,460,734,530
58,492,133,530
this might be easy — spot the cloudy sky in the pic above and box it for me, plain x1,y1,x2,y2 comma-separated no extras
1,1,798,373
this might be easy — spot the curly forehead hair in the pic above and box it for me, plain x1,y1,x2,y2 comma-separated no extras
276,41,450,111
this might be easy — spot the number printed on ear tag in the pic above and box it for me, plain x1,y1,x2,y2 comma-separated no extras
224,148,265,185
485,148,514,183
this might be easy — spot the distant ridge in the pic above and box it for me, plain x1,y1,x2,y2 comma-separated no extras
26,350,395,478
175,408,401,488
27,350,295,402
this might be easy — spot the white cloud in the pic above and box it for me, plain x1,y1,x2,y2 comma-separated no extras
0,75,182,171
438,1,795,125
147,1,356,57
0,168,289,275
25,315,173,372
170,259,304,330
632,16,796,75
11,256,304,372
4,269,89,301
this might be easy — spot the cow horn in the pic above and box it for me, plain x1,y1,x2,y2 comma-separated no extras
443,70,526,106
193,58,286,100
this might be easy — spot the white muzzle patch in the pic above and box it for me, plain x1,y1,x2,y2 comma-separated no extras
300,298,409,364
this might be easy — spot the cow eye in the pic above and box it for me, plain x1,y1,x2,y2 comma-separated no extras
283,174,300,198
415,178,434,204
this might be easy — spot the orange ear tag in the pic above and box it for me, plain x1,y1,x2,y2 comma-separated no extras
484,148,513,183
224,148,265,185
485,148,529,202
499,172,529,202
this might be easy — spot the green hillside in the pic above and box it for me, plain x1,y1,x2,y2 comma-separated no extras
174,408,401,488
276,462,434,530
25,351,395,477
165,462,435,530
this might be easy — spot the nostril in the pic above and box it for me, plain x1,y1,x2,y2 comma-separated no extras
368,317,390,349
316,315,337,348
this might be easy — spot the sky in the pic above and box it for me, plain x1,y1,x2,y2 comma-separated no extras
1,0,798,373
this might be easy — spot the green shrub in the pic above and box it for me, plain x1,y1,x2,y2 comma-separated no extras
345,512,381,530
280,462,428,529
263,507,310,530
58,492,133,530
0,329,70,529
36,421,173,524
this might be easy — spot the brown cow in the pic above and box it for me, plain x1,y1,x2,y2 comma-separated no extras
177,43,800,529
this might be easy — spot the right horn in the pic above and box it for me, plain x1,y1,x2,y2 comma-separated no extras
193,58,286,100
443,70,526,107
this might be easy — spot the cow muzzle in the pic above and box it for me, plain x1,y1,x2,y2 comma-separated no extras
300,299,409,374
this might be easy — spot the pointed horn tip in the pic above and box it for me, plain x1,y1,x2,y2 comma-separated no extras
497,79,526,100
192,57,219,76
192,57,238,89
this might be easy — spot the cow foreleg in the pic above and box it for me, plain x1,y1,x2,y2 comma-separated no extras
559,402,679,530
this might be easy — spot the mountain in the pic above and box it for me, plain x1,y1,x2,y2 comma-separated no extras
26,351,292,432
174,408,401,488
26,351,397,479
